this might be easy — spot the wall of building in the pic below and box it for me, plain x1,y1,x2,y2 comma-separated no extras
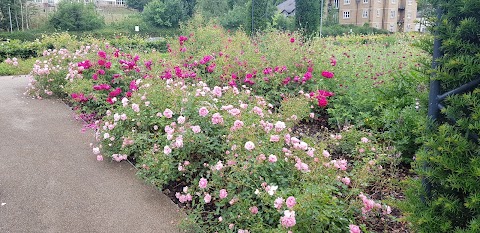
338,0,417,32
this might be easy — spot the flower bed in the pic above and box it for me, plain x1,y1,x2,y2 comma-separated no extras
26,24,428,232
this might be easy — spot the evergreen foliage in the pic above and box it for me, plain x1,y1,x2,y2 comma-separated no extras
404,0,480,231
48,2,104,31
295,0,321,35
143,0,187,28
246,0,274,35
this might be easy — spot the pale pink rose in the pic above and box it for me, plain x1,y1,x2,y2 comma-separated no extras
218,216,223,222
163,108,173,118
175,135,184,148
307,148,315,157
270,135,280,142
92,147,100,155
96,154,103,161
132,103,140,112
286,196,296,208
199,178,208,189
349,224,361,233
341,177,351,186
199,107,209,117
177,116,186,124
212,86,222,97
309,112,315,118
361,137,369,143
249,206,258,214
228,108,241,116
274,197,284,209
219,189,228,199
359,148,365,153
204,193,212,203
233,120,244,129
323,150,331,158
244,141,255,151
122,97,129,107
240,103,248,109
280,210,296,228
284,134,291,144
275,121,286,132
257,154,266,161
191,125,201,133
164,145,172,155
211,113,224,125
383,205,392,215
268,154,277,163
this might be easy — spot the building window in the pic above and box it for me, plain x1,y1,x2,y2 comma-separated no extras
376,9,380,17
363,0,368,3
391,0,396,3
334,0,339,8
362,9,368,18
116,0,125,5
344,0,351,4
390,10,396,18
343,11,351,19
407,11,412,19
406,24,411,30
389,24,394,32
48,0,54,4
408,0,412,5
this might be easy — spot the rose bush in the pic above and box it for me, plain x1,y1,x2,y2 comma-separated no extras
25,22,429,232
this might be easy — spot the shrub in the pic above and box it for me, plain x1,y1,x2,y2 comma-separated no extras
402,0,480,231
48,2,105,31
26,23,424,232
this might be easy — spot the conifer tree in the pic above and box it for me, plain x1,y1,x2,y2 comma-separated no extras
404,0,480,231
295,0,321,35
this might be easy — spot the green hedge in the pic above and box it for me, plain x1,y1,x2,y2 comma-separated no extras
403,0,480,231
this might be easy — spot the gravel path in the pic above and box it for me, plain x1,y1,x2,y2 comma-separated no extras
0,76,184,233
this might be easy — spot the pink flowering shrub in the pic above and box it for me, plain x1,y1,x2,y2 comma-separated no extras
25,25,418,232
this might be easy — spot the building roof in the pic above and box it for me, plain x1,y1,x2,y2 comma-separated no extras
277,0,295,14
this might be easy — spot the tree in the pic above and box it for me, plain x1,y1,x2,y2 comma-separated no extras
196,0,229,19
295,0,321,35
0,0,34,32
246,0,275,35
48,2,104,31
404,0,480,231
143,0,187,28
126,0,152,11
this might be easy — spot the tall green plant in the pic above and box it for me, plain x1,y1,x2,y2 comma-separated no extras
295,0,321,35
403,0,480,231
48,2,105,31
246,0,274,35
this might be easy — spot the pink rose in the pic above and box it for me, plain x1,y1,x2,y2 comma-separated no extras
270,135,280,142
268,154,277,163
163,108,173,118
341,177,351,186
274,197,284,209
349,224,361,233
204,193,212,203
250,206,258,214
199,178,208,189
219,189,228,199
286,196,296,208
177,116,186,124
199,107,209,117
191,125,201,133
244,141,255,151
